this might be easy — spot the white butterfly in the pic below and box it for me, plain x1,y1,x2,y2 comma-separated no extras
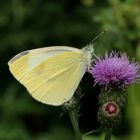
8,45,94,106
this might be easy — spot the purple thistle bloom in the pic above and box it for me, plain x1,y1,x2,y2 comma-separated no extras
88,51,140,88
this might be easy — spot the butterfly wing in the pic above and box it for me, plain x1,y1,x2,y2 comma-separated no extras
8,46,88,105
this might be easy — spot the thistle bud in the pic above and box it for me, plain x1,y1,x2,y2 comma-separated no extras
98,90,127,109
98,101,121,129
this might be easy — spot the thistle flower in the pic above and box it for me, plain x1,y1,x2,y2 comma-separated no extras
88,51,140,89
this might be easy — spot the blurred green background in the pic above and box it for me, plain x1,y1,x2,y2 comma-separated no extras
0,0,140,140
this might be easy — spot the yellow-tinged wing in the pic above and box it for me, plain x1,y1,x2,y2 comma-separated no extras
8,46,88,105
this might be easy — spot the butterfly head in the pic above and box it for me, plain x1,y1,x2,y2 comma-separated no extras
82,44,94,58
82,44,95,67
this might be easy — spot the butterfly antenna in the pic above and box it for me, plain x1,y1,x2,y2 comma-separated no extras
90,28,109,45
89,27,110,58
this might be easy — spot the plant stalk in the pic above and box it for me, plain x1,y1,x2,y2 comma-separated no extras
104,130,112,140
69,109,83,140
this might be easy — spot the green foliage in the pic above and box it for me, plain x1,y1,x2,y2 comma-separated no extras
0,0,140,139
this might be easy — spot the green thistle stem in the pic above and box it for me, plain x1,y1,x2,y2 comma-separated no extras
69,109,83,140
104,130,111,140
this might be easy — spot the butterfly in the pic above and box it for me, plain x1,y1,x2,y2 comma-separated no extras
8,45,94,106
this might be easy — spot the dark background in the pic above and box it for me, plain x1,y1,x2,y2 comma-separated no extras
0,0,140,140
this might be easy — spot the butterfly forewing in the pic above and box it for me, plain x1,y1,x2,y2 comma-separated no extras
8,46,89,105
